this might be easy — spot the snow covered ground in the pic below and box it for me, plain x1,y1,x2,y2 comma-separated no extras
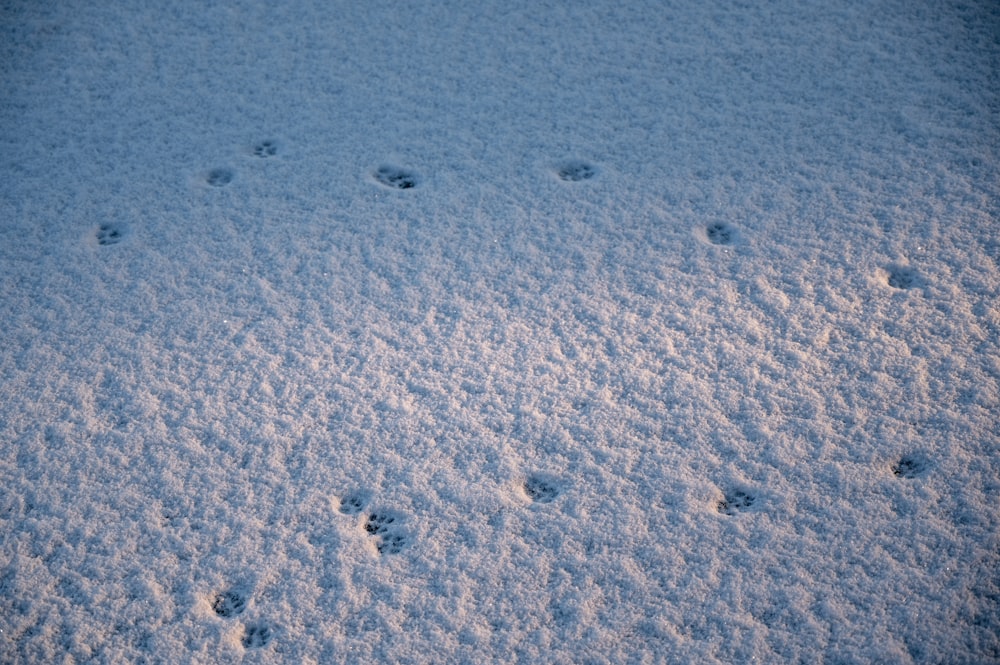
2,1,998,662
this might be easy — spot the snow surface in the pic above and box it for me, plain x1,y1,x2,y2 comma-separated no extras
2,1,999,663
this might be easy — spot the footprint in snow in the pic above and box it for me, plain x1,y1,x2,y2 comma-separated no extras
96,222,128,246
892,455,927,479
523,475,562,504
373,164,419,189
885,265,919,290
251,139,278,158
363,510,411,555
241,623,273,649
338,490,370,516
705,221,737,246
212,589,247,618
555,159,598,182
717,489,755,515
206,167,234,187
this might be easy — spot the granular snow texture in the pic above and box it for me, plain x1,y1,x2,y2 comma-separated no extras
1,1,998,663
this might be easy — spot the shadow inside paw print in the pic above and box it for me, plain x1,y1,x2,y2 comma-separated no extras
717,490,755,515
252,139,277,158
555,160,597,182
705,222,736,246
885,265,919,289
376,533,409,555
242,624,272,649
361,511,409,555
364,513,397,535
338,491,369,516
523,476,560,504
212,590,247,618
373,165,418,189
206,168,234,187
892,455,927,479
96,223,127,246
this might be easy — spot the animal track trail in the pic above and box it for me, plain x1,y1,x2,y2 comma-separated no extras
717,489,755,515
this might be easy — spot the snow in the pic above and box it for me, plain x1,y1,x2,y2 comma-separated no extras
1,0,998,662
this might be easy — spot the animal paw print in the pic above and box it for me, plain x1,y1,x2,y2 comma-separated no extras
96,223,127,246
363,511,409,555
885,265,919,290
364,512,397,535
705,222,736,246
212,590,247,618
555,160,598,182
523,475,561,504
241,623,273,649
206,168,234,187
373,165,418,189
338,491,410,555
252,139,277,158
376,533,408,555
338,491,369,516
717,489,755,515
892,455,927,479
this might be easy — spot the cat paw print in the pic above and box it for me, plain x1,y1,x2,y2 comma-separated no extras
364,512,397,535
212,590,247,618
555,159,598,182
717,489,755,515
376,533,409,555
252,139,278,158
363,511,410,555
373,164,419,189
523,475,562,504
96,223,128,246
206,167,234,187
338,490,370,516
705,221,737,246
884,264,920,290
241,623,273,649
891,455,928,479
